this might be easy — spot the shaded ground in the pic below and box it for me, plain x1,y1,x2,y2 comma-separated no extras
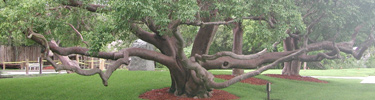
214,75,270,85
265,74,328,83
139,87,239,100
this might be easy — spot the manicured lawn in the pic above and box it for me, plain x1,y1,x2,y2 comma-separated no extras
219,76,375,100
0,70,171,100
1,69,375,100
210,68,375,77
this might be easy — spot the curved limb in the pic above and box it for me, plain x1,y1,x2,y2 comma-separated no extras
45,56,101,76
196,48,267,62
27,28,49,58
206,49,305,89
25,28,175,86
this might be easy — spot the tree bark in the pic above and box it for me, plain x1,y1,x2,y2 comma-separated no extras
50,41,80,73
282,37,301,75
232,22,244,76
191,25,218,56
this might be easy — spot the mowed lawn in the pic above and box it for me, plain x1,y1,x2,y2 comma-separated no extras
0,69,375,100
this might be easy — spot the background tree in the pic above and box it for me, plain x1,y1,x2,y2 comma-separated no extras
1,0,375,98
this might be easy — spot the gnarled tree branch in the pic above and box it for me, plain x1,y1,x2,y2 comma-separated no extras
207,49,306,89
195,49,267,62
64,0,108,12
182,16,266,26
25,28,175,87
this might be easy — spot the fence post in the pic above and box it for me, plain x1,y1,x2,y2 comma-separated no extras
76,55,80,66
1,45,4,70
266,83,271,100
26,58,29,75
90,57,94,69
99,59,105,70
20,60,23,70
2,59,4,70
39,57,43,74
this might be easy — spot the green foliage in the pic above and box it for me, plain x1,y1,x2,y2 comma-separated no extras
110,0,199,35
0,0,48,45
179,25,199,46
155,62,167,68
209,26,233,54
298,0,375,44
365,56,375,68
183,43,194,57
365,48,375,68
322,53,365,69
0,0,125,53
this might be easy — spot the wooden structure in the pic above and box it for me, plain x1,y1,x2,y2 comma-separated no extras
1,45,41,69
0,45,41,62
1,45,117,70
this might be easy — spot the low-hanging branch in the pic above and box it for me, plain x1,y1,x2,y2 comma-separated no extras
182,16,270,26
196,42,280,62
196,48,267,62
207,49,306,89
24,28,175,87
45,56,102,76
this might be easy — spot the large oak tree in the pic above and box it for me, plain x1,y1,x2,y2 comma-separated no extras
1,0,375,98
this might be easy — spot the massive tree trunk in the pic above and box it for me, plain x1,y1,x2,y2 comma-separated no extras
282,37,301,75
154,36,213,98
187,26,218,97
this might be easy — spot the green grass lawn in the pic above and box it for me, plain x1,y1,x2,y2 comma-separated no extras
210,68,375,77
0,69,375,100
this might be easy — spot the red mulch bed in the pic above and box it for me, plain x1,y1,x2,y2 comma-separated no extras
139,74,328,100
43,66,55,70
265,74,328,83
214,75,270,85
139,87,239,100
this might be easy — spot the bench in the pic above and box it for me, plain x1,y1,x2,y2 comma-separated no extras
28,63,40,70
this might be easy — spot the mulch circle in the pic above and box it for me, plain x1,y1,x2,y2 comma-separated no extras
139,87,239,100
139,74,328,100
214,75,270,85
43,66,55,70
264,74,328,83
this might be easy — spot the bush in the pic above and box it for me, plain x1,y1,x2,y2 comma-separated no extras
365,56,375,68
155,62,166,68
322,53,365,69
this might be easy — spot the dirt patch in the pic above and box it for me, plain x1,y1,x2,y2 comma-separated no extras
139,87,239,100
265,74,328,83
214,75,270,85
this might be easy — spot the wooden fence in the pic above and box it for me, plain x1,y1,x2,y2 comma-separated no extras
0,45,41,62
1,45,119,71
